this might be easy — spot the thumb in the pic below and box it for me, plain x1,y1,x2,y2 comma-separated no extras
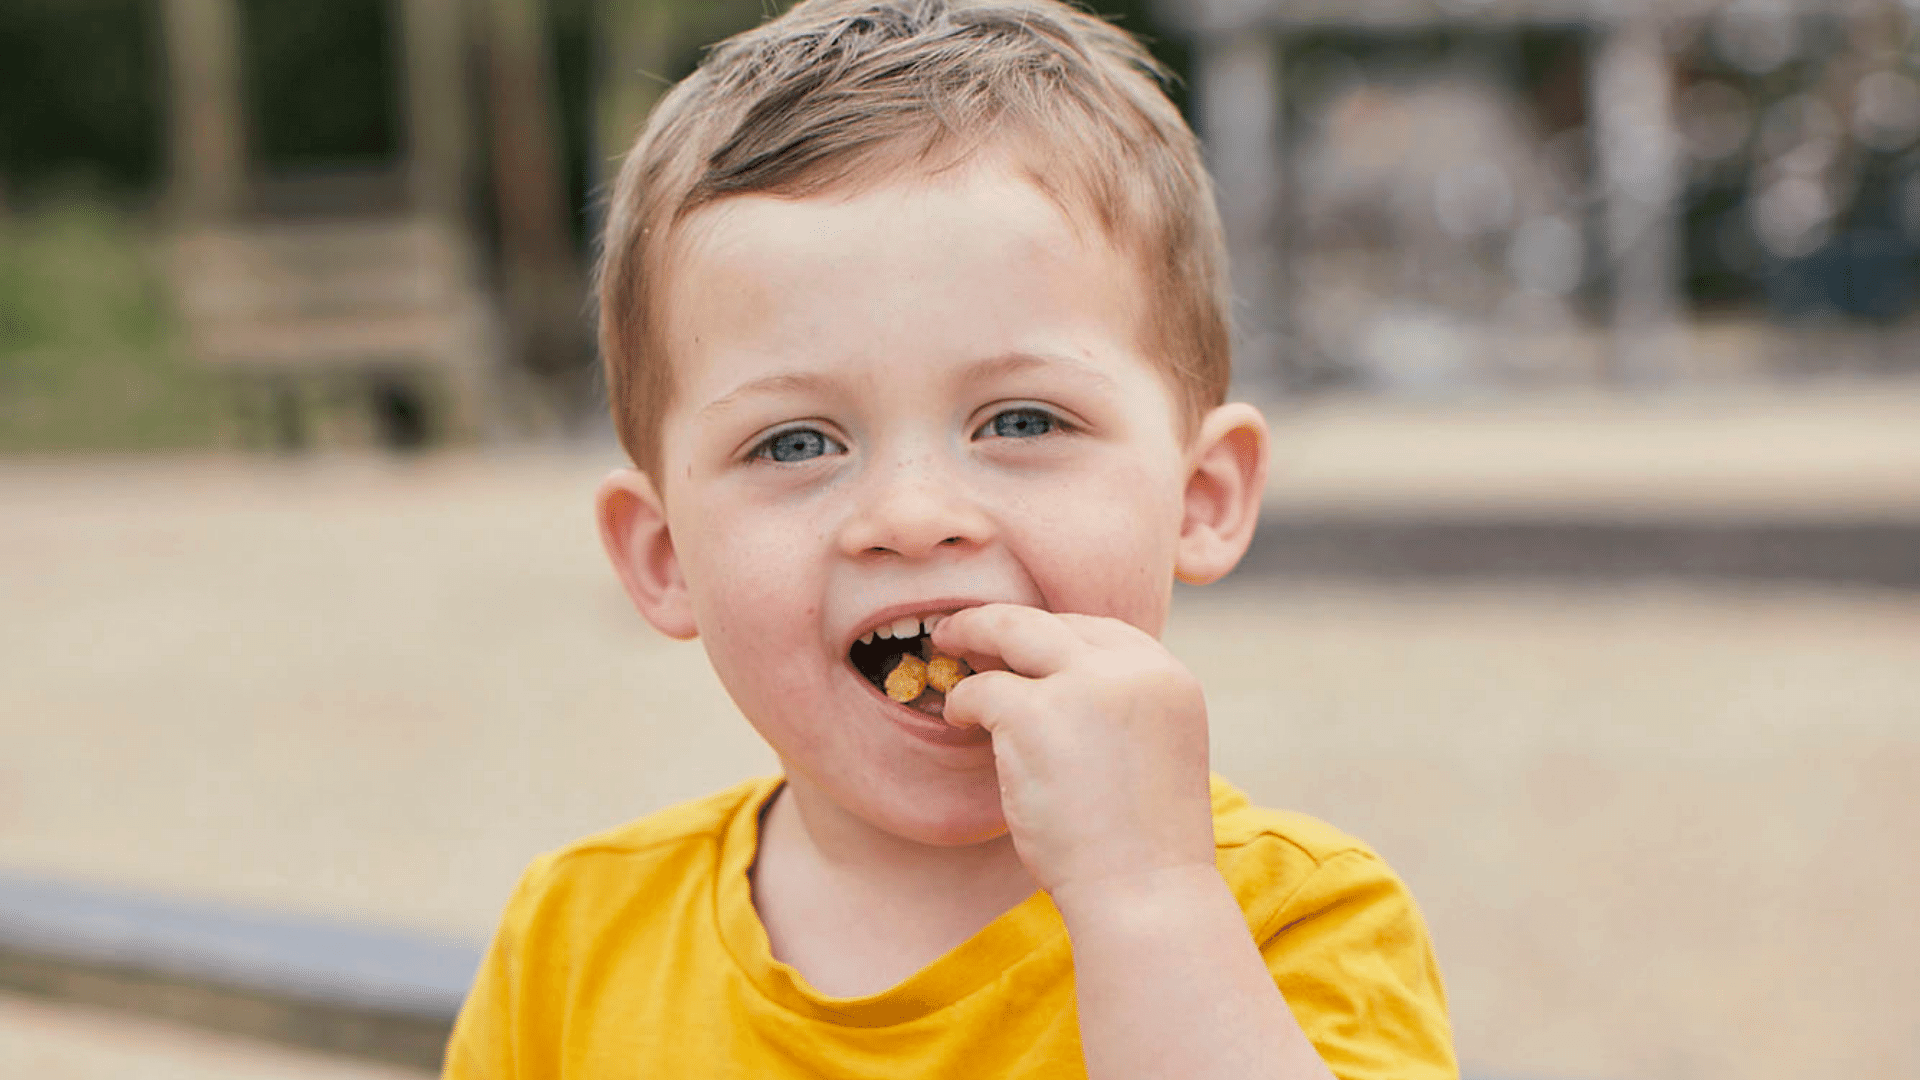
940,669,1031,732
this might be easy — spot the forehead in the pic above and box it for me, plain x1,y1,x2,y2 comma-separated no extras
656,161,1166,418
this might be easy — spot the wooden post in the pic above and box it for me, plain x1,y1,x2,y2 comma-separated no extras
483,0,589,421
1192,26,1291,398
160,0,248,221
399,0,474,225
484,0,576,282
1591,12,1687,384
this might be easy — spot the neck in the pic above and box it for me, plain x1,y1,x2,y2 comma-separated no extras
749,774,1041,997
761,772,1038,917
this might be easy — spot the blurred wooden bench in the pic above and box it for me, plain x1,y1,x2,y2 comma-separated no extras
172,216,506,449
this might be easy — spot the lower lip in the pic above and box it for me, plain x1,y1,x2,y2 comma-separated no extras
857,677,992,749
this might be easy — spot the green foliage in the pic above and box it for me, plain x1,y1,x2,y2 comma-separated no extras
239,0,400,169
0,203,224,452
0,0,164,199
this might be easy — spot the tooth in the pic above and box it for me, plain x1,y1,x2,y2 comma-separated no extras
874,625,894,640
859,631,874,645
891,616,920,640
924,614,944,635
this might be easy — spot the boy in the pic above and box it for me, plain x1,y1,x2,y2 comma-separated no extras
445,2,1455,1077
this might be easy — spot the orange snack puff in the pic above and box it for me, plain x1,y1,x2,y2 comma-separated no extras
925,652,970,694
885,653,928,703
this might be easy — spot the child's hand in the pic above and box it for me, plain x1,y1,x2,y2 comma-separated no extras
931,603,1216,898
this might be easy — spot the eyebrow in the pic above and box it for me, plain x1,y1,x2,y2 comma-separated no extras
957,351,1118,392
698,371,837,419
696,350,1118,419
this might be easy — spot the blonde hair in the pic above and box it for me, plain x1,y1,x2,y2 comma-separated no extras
596,0,1231,476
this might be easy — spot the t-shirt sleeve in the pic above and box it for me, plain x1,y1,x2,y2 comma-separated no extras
442,855,555,1080
1258,848,1457,1080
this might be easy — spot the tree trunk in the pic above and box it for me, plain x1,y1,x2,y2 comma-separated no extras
161,0,249,222
400,0,475,226
482,0,589,421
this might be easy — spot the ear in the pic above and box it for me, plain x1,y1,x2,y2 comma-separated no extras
596,469,698,640
1175,403,1269,586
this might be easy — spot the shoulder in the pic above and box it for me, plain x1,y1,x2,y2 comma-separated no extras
1210,775,1457,1079
502,776,778,927
447,779,780,1076
1210,773,1375,864
1207,774,1420,941
548,775,775,863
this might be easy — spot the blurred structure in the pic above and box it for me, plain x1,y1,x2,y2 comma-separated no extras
160,0,501,449
149,0,606,449
1156,0,1920,396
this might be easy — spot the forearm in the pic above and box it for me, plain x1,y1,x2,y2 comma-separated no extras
1055,866,1337,1080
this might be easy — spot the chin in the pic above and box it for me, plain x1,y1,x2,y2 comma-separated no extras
846,766,1010,848
890,803,1009,848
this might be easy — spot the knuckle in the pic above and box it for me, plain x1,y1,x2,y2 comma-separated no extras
1141,665,1199,699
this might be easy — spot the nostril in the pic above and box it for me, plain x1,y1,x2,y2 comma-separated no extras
940,536,962,546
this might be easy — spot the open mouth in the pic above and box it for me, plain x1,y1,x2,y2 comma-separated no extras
848,613,970,716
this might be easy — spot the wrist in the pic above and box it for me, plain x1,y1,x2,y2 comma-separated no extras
1051,863,1233,932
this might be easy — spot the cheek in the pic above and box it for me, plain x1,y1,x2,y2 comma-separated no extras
1010,457,1184,627
694,588,834,759
689,565,819,677
676,504,834,712
679,494,827,617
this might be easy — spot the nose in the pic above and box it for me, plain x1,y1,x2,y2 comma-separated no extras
837,450,995,559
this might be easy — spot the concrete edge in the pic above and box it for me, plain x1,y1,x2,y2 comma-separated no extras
1239,515,1920,588
0,944,455,1071
0,872,480,1071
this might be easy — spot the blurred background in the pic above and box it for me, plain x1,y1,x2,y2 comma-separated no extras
1,1,1916,1078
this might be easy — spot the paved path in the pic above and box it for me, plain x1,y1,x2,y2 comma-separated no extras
0,992,427,1079
4,391,1917,1079
1260,384,1920,520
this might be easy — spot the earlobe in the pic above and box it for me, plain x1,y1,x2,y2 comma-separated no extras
596,469,699,640
1174,403,1270,586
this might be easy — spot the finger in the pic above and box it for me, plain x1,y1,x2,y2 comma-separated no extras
932,603,1081,679
940,669,1036,733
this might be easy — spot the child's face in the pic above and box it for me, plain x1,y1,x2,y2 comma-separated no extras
622,161,1203,845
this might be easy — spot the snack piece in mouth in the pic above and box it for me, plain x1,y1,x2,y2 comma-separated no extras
885,653,927,702
925,651,969,694
850,617,974,706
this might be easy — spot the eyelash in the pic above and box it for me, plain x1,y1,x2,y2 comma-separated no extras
744,405,1071,464
973,405,1068,440
747,425,844,464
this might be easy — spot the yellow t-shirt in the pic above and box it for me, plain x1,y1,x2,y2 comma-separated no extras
443,775,1455,1079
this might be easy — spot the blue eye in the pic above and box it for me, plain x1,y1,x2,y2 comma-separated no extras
753,427,843,463
979,407,1056,439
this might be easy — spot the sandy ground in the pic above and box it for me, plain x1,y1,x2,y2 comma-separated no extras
3,427,1917,1080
